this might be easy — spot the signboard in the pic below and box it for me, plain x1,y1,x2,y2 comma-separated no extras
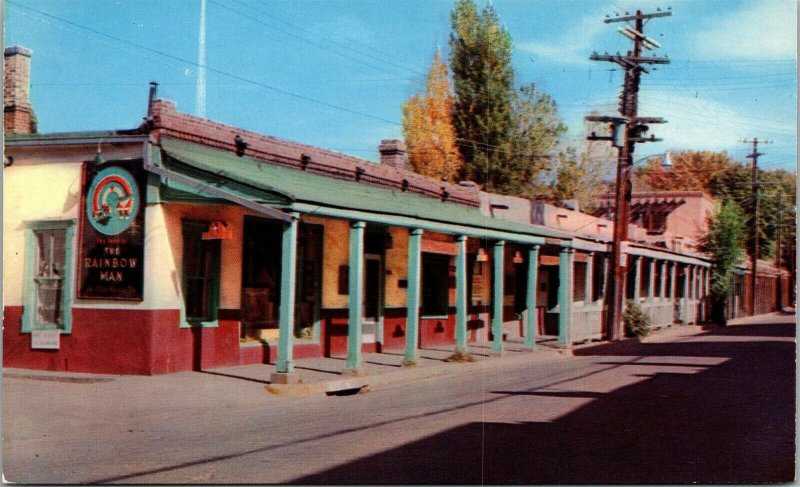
31,329,60,349
421,239,457,255
539,255,560,266
78,159,146,300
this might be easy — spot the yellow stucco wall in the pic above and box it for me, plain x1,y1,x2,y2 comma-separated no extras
384,226,408,308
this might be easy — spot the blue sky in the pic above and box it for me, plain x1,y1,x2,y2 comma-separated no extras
5,0,797,172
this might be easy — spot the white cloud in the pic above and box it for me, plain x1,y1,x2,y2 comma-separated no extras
694,0,797,60
516,9,610,66
635,92,797,158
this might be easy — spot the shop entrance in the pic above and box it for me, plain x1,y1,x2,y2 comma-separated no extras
240,217,322,342
362,253,383,345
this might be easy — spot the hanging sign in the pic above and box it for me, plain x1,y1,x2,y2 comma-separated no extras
78,159,146,300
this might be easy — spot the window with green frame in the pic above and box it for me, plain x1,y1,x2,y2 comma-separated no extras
23,220,75,333
182,221,221,325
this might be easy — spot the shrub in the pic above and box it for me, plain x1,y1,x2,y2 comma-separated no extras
623,300,652,338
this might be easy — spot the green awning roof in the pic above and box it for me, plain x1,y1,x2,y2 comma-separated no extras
155,136,572,243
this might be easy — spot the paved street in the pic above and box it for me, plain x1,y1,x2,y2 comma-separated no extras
3,311,795,484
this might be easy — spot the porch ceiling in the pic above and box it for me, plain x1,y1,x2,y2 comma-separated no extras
155,137,572,244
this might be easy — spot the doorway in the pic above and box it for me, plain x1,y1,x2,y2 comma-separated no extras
362,253,383,344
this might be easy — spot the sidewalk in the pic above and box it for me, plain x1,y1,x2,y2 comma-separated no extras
8,311,790,397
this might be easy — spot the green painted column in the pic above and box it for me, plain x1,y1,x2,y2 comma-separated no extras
454,235,468,354
557,246,573,347
659,260,668,301
275,213,299,374
633,256,642,302
584,252,594,305
404,228,423,365
525,244,540,350
346,220,366,373
491,240,505,355
647,258,656,303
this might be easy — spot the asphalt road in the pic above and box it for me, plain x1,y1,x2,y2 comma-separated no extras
3,312,795,484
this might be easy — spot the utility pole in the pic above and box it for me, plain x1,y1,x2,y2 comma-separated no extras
585,8,671,340
740,137,770,315
776,192,783,309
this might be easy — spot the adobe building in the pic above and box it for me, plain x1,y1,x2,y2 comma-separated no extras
2,46,783,377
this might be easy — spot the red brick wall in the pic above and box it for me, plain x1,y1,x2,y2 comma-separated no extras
4,305,326,375
4,46,35,134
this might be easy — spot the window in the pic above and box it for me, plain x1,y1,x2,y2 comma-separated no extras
182,221,220,325
421,253,451,317
23,221,75,333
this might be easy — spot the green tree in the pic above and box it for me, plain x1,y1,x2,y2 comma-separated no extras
699,198,746,324
710,164,797,261
449,0,516,193
401,51,463,181
506,83,567,194
544,114,614,209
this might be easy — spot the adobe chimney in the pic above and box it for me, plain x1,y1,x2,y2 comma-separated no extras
4,46,36,134
378,139,407,169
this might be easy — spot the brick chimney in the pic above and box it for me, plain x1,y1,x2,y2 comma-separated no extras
4,46,36,134
378,139,406,169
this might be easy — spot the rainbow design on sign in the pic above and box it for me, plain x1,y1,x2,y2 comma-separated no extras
85,166,140,235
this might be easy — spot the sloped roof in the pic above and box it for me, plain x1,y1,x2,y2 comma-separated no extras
157,136,572,241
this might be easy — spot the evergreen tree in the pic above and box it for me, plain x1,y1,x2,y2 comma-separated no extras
699,198,746,324
401,51,463,181
449,0,516,193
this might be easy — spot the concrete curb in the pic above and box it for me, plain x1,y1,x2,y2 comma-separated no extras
266,346,567,397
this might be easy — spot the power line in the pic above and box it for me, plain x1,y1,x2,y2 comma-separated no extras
8,1,402,125
10,2,564,162
225,0,426,78
209,0,417,80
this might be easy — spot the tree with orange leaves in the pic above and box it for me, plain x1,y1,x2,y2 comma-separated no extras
401,51,463,181
636,150,736,195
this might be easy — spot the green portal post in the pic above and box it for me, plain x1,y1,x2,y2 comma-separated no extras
346,220,366,374
557,246,573,347
660,260,667,301
454,235,469,355
491,240,505,355
525,244,540,350
404,228,423,366
272,212,299,383
633,256,642,302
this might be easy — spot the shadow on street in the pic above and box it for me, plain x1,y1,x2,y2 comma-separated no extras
293,319,795,484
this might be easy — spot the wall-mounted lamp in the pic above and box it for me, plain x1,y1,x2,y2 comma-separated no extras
202,221,232,240
513,250,524,264
476,248,488,262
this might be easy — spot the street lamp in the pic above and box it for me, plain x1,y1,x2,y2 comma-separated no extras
633,151,672,168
